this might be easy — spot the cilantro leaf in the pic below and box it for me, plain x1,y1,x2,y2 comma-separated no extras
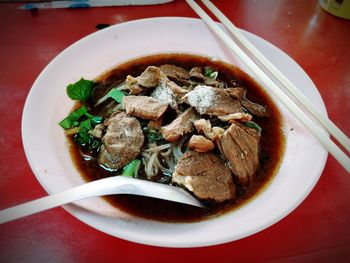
66,78,94,101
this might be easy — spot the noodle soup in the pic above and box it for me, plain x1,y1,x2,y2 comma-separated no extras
60,53,285,222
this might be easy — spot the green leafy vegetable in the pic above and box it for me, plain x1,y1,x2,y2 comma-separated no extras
90,116,103,125
66,78,94,101
95,84,127,106
59,105,87,129
60,77,104,154
122,159,141,177
143,127,164,142
59,105,103,131
204,67,218,80
79,119,92,133
73,132,101,153
73,118,101,153
245,121,262,132
106,88,125,103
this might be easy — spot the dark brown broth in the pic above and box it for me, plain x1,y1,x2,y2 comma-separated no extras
68,53,285,222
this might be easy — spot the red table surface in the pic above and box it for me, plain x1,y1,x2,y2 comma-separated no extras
0,0,349,262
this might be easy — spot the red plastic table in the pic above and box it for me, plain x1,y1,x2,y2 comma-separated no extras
0,0,349,262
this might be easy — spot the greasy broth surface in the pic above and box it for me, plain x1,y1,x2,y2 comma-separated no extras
68,53,285,222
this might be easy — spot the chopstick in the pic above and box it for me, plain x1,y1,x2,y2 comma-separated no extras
186,0,350,173
200,0,350,154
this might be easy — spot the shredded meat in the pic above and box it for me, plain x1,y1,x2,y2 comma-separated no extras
161,108,199,142
99,112,144,170
123,95,168,120
217,123,260,185
172,150,235,202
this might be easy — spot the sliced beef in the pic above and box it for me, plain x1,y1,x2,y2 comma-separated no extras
225,87,245,100
225,86,270,117
123,95,168,120
189,67,203,80
137,66,162,88
241,99,270,117
189,67,223,88
166,81,188,101
125,75,143,95
159,64,190,82
184,85,244,116
125,66,163,94
172,150,235,202
151,81,178,111
99,112,144,170
218,123,260,185
161,108,199,142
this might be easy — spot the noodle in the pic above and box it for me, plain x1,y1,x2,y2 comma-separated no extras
144,143,172,153
133,160,141,178
160,147,172,157
145,151,158,178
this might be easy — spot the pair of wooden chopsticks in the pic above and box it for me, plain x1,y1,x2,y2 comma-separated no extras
186,0,350,173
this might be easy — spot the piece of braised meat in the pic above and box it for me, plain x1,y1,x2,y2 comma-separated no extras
188,135,214,152
159,64,190,82
217,122,260,185
99,112,144,170
161,108,199,142
189,67,223,88
225,87,269,117
166,81,188,101
123,95,168,120
172,150,235,202
151,81,178,111
241,99,270,117
137,66,162,88
184,85,243,116
225,87,245,100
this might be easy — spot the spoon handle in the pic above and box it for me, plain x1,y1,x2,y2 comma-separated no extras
0,176,203,224
0,176,124,224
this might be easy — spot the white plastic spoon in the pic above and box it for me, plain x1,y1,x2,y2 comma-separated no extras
0,176,204,224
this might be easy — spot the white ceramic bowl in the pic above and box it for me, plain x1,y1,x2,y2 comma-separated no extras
22,17,328,247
